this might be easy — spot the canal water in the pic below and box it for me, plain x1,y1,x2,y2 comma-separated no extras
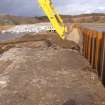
0,33,25,42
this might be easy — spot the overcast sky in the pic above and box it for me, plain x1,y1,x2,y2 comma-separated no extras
0,0,105,16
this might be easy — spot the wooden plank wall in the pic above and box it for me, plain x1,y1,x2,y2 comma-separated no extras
79,26,105,86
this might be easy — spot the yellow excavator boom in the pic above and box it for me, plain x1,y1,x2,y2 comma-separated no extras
38,0,67,39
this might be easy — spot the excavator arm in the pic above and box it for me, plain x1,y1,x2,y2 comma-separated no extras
38,0,67,39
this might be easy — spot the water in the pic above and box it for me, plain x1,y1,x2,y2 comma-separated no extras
0,33,25,42
80,23,105,32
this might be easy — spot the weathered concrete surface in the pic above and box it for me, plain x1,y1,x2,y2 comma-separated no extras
66,27,83,51
0,38,105,105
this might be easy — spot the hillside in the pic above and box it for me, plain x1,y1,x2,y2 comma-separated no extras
0,13,105,25
73,13,105,23
62,13,105,23
0,15,48,25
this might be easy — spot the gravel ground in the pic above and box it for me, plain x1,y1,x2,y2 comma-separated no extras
0,35,105,105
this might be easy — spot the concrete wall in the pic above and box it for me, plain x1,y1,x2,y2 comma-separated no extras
66,27,83,52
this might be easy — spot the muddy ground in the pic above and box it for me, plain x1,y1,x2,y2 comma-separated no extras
0,33,105,105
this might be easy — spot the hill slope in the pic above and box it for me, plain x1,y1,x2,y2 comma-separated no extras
0,13,105,25
0,15,48,25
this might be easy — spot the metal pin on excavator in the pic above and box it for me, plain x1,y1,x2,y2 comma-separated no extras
38,0,68,39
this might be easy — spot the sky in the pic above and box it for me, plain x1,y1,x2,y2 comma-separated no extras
0,0,105,16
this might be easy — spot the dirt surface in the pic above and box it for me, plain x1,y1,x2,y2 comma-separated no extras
0,33,105,105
